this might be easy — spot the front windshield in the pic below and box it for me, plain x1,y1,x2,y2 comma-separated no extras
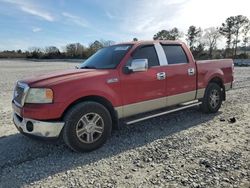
79,44,132,69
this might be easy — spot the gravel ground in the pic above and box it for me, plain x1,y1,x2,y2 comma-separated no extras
0,60,249,188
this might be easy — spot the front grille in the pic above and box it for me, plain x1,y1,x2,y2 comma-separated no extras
13,82,29,106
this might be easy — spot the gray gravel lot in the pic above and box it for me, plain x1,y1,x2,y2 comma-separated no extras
0,60,249,188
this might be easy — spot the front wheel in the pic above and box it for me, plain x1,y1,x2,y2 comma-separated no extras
63,102,112,152
200,83,223,113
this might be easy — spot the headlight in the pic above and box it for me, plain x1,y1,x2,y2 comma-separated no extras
25,88,53,104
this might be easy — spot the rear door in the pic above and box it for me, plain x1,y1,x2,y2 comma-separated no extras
120,44,166,117
161,44,196,106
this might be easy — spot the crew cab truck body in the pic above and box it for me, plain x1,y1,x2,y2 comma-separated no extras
12,40,234,152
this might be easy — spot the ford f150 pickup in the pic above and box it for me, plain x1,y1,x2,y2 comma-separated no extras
12,40,234,152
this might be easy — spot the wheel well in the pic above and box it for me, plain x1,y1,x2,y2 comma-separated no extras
208,77,226,100
62,96,119,129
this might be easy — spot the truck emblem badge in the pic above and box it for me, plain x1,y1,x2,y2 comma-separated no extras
107,78,119,84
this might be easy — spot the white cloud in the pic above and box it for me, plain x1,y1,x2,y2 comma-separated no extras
106,11,115,19
32,27,42,32
62,12,88,28
105,0,250,42
172,0,250,30
20,6,54,22
1,0,54,22
62,12,78,19
105,0,187,39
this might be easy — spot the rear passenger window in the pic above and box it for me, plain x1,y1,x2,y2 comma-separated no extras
162,45,188,64
132,45,159,67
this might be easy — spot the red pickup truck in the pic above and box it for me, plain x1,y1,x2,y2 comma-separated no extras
12,40,234,152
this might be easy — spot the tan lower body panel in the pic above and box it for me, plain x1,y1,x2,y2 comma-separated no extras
115,83,232,119
196,88,205,99
166,90,196,106
115,97,166,118
115,89,206,118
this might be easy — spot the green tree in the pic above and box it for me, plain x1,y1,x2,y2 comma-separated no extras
87,40,104,57
65,44,76,57
153,30,168,40
186,25,202,52
219,16,235,55
65,43,85,58
232,15,249,57
192,43,206,59
28,47,43,58
153,27,182,40
133,38,138,41
242,23,250,56
45,46,60,58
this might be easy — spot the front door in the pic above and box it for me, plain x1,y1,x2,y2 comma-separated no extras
120,44,166,117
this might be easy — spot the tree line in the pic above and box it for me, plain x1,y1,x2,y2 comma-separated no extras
153,15,250,59
0,15,249,60
0,40,113,59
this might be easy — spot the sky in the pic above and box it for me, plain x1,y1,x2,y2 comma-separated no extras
0,0,250,51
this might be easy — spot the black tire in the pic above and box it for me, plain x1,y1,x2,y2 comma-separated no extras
200,83,223,113
63,101,112,152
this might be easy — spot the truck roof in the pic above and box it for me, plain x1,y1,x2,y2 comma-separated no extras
116,40,184,46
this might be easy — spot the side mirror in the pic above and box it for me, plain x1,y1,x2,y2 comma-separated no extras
123,59,148,74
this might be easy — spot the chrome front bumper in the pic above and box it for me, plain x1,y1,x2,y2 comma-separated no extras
13,113,64,138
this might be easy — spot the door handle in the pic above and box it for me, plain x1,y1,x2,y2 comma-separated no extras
188,68,195,76
156,72,166,80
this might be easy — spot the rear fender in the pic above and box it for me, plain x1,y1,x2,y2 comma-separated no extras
204,70,226,100
204,69,225,87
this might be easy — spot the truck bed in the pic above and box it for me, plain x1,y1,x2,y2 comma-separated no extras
196,59,234,89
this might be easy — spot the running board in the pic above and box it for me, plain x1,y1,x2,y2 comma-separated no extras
125,101,202,125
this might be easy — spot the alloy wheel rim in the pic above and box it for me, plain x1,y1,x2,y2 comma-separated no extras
76,113,104,144
209,89,220,108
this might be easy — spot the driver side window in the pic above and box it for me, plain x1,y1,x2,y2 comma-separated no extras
131,45,160,67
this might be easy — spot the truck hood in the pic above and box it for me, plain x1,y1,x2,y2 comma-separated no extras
21,69,110,87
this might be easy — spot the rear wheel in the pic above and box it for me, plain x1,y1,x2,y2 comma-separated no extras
200,83,223,113
63,102,112,152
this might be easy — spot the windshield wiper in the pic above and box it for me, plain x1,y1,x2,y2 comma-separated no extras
80,65,96,69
